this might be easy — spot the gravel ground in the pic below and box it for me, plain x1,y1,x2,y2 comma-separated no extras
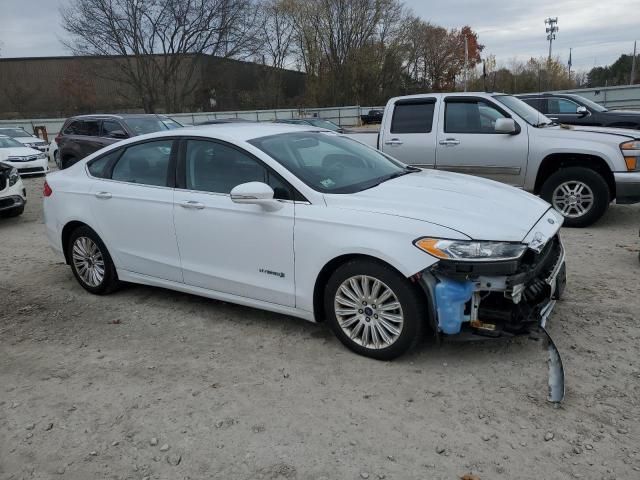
1,173,639,480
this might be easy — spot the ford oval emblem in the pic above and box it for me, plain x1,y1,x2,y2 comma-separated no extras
548,218,555,225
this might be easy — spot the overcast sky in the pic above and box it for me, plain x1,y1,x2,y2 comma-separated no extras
0,0,637,71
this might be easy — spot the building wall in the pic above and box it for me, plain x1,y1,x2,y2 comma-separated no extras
0,55,306,119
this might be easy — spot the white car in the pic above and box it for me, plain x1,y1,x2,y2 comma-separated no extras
49,140,59,167
0,153,26,217
0,127,48,152
43,124,567,360
0,135,49,175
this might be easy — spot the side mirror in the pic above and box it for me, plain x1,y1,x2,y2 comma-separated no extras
495,118,518,134
109,130,128,139
576,106,589,117
230,182,282,211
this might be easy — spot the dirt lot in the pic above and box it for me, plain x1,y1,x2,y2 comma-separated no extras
1,173,639,480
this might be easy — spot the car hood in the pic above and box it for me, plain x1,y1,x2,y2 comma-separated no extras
11,137,46,145
1,146,44,157
323,169,552,242
608,109,640,116
549,124,640,139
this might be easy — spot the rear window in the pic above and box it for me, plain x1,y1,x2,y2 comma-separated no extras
390,101,435,134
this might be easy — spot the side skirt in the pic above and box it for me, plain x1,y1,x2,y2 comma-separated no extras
117,270,315,322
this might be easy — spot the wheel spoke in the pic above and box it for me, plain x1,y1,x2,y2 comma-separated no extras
333,275,404,350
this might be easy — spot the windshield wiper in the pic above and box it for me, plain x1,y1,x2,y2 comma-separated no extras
361,167,419,190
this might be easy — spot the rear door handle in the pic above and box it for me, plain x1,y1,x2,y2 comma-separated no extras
439,138,460,146
94,191,112,199
180,200,205,210
384,138,403,146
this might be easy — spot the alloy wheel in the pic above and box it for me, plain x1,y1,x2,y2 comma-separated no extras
552,180,594,218
333,275,404,349
72,236,105,287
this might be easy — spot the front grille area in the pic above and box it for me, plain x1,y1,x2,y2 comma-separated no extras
17,167,45,174
0,197,16,209
9,155,40,162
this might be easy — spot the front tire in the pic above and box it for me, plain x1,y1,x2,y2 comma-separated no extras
324,259,426,360
540,167,610,228
67,226,119,294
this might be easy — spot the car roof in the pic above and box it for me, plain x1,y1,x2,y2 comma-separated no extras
67,113,171,121
185,122,320,141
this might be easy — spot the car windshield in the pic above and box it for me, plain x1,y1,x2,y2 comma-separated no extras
569,95,608,112
0,128,31,138
250,131,416,194
125,117,182,135
493,95,553,127
0,136,25,148
307,119,342,131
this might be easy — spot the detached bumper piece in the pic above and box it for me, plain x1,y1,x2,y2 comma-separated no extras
421,235,567,403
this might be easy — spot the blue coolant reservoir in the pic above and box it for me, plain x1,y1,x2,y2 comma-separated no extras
434,278,474,334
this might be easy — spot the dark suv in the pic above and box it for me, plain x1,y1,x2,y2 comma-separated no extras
56,114,182,169
517,93,640,130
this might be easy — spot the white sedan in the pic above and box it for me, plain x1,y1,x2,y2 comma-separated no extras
0,135,49,176
43,124,566,360
0,156,26,218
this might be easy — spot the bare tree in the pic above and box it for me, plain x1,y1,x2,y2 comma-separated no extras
61,0,261,112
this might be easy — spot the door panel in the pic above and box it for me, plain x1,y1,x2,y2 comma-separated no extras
435,97,528,186
383,99,438,167
174,139,295,306
88,139,182,281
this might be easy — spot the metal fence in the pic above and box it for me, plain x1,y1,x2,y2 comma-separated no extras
3,84,638,139
0,105,379,139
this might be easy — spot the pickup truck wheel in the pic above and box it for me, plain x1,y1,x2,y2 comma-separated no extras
324,259,425,360
540,167,610,228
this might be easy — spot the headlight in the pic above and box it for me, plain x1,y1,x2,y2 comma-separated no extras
414,237,527,262
620,141,640,171
36,153,46,159
8,167,19,186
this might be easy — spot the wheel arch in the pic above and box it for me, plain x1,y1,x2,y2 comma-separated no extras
534,153,615,199
61,220,94,264
312,253,425,323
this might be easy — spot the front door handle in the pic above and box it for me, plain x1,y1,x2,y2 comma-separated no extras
439,138,460,146
384,138,403,146
94,191,112,199
180,200,205,210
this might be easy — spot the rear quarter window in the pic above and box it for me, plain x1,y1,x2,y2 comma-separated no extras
390,101,435,134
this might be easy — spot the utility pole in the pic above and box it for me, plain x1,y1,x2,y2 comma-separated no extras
545,17,559,61
463,35,469,92
568,48,572,79
631,40,637,85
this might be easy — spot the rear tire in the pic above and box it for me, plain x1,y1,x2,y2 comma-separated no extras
67,226,119,294
540,167,610,228
324,259,426,360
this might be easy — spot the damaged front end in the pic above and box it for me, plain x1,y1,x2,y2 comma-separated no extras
416,209,567,403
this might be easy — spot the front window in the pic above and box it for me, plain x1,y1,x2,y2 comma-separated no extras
493,95,552,127
444,100,508,133
568,95,607,112
0,136,25,148
547,98,580,114
249,132,413,194
0,128,31,138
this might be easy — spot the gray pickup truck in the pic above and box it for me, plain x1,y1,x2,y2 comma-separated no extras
347,92,640,227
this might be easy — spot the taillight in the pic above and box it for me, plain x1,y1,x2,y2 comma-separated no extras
43,180,53,197
54,133,62,145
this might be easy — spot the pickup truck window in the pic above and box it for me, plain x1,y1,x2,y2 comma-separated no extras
390,100,435,134
444,100,507,134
